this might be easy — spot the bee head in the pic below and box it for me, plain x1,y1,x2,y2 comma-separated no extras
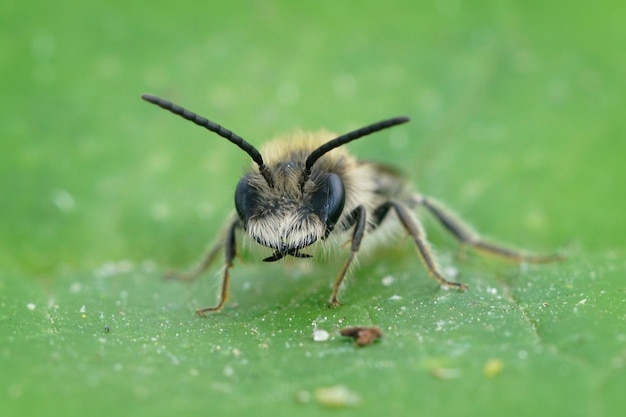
234,162,346,261
141,94,409,261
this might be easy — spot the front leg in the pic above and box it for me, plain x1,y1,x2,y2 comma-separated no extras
329,206,367,307
196,219,239,315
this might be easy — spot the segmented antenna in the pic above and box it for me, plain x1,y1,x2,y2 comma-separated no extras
141,94,273,187
302,116,410,184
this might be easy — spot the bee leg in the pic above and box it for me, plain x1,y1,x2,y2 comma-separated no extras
195,219,239,315
388,201,468,290
418,196,562,263
329,206,367,307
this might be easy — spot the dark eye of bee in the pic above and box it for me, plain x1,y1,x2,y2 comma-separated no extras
234,174,256,226
309,173,345,236
234,172,345,236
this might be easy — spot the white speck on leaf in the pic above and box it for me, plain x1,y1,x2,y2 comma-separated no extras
443,266,458,279
52,189,75,212
381,275,395,286
314,385,361,408
312,328,330,342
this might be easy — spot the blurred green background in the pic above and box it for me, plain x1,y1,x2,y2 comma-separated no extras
1,1,624,416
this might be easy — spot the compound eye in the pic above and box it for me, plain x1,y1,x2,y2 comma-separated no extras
310,173,346,234
234,175,257,225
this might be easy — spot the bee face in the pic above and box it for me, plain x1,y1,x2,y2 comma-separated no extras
235,162,346,260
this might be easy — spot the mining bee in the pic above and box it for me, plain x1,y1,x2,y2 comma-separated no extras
142,94,560,315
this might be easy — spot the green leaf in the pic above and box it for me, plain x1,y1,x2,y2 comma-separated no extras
2,1,624,417
2,253,625,416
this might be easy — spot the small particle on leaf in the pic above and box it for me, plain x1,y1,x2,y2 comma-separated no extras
483,358,504,378
70,282,82,294
312,328,330,342
104,326,110,333
52,189,76,212
381,275,395,286
443,265,459,279
339,326,383,346
295,390,312,403
430,367,461,380
313,385,360,408
26,303,36,311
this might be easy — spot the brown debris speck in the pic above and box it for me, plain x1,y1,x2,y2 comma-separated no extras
339,326,383,346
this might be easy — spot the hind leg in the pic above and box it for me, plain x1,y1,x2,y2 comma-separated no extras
416,196,562,263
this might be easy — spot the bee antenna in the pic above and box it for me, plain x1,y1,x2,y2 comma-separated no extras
302,116,410,184
141,94,274,187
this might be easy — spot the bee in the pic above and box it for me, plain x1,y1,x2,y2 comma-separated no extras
142,94,560,315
